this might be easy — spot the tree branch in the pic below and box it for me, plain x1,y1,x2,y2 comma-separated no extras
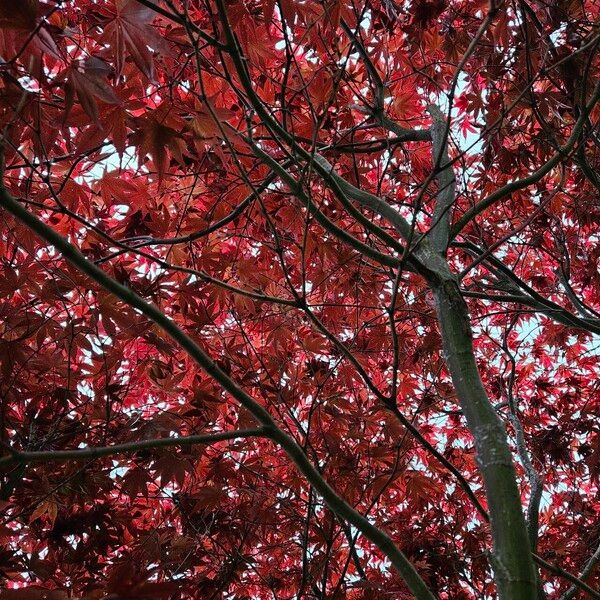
560,541,600,600
0,429,267,466
134,0,226,49
426,104,456,254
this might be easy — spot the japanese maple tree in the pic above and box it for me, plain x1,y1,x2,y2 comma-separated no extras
0,0,598,598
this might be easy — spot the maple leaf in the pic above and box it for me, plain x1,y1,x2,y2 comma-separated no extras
97,170,151,213
100,0,166,81
189,102,236,141
133,103,187,182
121,467,149,497
153,454,188,487
302,332,328,354
63,57,120,122
411,0,448,28
29,500,58,527
0,0,59,60
459,116,478,138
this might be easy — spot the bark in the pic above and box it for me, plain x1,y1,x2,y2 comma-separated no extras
431,276,537,599
426,104,456,254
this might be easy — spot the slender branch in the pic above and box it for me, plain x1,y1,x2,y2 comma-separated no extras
0,429,266,466
560,541,600,600
97,171,278,263
340,19,385,111
310,153,414,241
456,242,600,335
501,336,544,554
246,141,402,268
534,558,598,598
556,267,600,320
133,0,226,49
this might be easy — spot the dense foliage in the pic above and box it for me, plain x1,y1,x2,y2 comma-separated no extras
0,0,598,598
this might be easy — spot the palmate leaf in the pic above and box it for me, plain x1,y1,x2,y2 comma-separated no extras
63,58,120,123
100,0,166,81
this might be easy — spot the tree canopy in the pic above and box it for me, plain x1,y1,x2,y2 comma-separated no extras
0,0,599,598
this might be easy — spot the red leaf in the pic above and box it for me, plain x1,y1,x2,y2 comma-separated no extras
101,0,166,80
64,58,120,122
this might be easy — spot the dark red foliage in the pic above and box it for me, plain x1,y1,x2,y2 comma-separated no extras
0,0,598,598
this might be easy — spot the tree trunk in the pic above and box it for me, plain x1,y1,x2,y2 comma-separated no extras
432,277,537,599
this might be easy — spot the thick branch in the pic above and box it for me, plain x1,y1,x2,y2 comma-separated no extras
426,104,456,254
432,279,537,598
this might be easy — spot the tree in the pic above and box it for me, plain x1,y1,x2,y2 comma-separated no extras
0,0,598,597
